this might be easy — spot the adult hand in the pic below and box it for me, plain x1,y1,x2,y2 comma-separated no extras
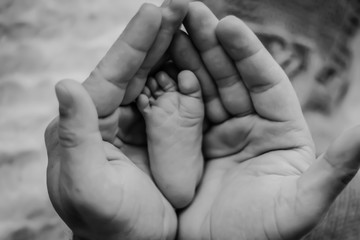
45,1,189,239
171,3,360,239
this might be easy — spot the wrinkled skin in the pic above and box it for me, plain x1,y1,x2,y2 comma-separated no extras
45,1,360,240
45,1,189,239
170,3,360,240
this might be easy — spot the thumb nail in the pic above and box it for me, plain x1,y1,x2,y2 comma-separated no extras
55,80,74,117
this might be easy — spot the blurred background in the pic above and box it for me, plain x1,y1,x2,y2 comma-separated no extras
0,0,359,239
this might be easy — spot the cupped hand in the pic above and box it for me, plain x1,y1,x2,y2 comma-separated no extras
45,1,189,239
171,3,360,240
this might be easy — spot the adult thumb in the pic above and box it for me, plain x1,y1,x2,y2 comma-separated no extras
55,79,106,168
299,126,360,217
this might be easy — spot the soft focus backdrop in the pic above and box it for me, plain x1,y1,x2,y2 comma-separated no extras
0,1,359,240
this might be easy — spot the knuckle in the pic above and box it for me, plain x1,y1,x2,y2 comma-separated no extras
44,117,60,149
58,125,82,149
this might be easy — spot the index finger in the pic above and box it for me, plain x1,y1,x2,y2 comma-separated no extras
216,16,305,122
122,0,190,104
83,4,162,117
184,2,253,118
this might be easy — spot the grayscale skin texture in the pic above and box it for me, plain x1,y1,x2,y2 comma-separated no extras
45,1,360,240
199,0,360,239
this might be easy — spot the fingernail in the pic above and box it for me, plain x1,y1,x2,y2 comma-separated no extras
55,81,73,117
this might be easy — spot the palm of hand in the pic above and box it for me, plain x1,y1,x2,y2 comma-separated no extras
203,154,314,240
179,115,318,240
102,106,177,239
170,11,328,239
47,105,177,240
100,144,176,240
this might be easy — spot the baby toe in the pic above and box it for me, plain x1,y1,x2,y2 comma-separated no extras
142,86,152,98
178,70,202,99
156,71,177,92
136,94,150,114
147,77,159,93
147,77,164,98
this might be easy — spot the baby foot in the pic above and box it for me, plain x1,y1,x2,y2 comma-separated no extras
137,70,204,209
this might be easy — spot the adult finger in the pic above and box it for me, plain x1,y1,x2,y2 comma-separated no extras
122,0,190,104
170,30,229,123
184,2,253,117
216,16,304,122
55,79,106,171
83,4,162,117
99,108,120,144
297,126,360,226
116,104,146,146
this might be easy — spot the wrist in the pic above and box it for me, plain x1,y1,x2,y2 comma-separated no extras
303,175,360,239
